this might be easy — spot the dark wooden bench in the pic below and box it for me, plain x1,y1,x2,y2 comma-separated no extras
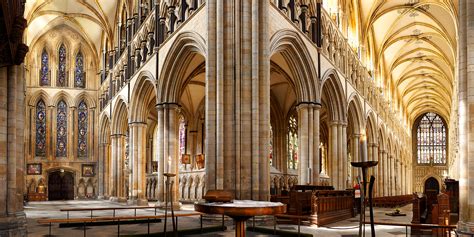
372,194,413,208
38,212,204,236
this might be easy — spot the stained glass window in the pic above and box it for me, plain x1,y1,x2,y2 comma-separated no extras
77,100,88,157
57,44,67,87
35,99,47,157
287,114,298,169
40,49,49,86
269,124,273,166
416,112,446,164
179,117,186,156
56,100,67,157
74,51,85,88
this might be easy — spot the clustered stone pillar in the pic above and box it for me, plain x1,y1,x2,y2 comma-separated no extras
110,134,126,202
0,65,27,236
327,121,348,190
206,0,270,200
351,134,360,181
128,122,148,205
155,103,180,206
297,103,321,185
98,142,109,199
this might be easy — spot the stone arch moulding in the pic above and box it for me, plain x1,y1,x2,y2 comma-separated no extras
320,68,347,122
129,70,157,123
269,29,319,103
158,31,206,103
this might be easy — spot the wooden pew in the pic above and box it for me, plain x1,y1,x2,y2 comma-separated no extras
38,212,204,236
273,188,354,226
372,194,413,208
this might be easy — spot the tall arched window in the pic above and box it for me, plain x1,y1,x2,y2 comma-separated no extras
56,100,68,157
287,113,298,169
416,112,447,164
57,44,67,87
40,48,49,86
179,117,186,156
77,100,88,157
269,124,273,166
35,99,47,157
74,51,85,88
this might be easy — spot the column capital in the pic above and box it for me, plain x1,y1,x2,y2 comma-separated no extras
368,142,378,148
129,121,147,127
110,133,125,138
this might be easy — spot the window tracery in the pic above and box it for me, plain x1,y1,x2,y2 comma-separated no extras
78,100,88,157
287,113,298,169
75,51,85,88
57,44,67,87
416,112,446,164
56,100,68,157
40,49,49,86
35,99,47,157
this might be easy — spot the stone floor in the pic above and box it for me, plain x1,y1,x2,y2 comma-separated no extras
25,200,435,236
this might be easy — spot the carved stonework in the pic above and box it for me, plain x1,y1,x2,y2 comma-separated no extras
0,1,29,67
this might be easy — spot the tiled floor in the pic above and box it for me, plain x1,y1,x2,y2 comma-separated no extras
25,200,426,236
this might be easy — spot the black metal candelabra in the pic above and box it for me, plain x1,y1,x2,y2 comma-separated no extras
163,173,177,237
351,161,378,237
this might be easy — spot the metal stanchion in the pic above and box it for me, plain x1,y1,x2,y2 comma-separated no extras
351,161,378,237
163,173,177,237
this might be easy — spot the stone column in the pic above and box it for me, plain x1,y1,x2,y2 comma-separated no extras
98,142,108,199
297,103,321,185
155,103,180,207
352,134,360,184
337,123,344,189
341,123,348,189
0,65,27,235
128,122,148,205
206,0,270,200
329,122,338,188
297,104,309,184
390,155,395,196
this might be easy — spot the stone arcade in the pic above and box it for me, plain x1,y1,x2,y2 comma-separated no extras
1,0,474,236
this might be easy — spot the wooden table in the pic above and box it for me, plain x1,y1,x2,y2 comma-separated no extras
195,200,286,237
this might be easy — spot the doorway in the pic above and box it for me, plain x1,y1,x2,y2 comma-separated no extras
424,177,440,222
48,170,75,200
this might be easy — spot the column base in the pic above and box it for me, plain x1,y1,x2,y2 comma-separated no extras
126,198,149,206
458,221,474,235
155,201,182,210
0,212,27,237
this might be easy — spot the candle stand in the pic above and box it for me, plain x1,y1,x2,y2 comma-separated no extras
351,161,378,237
163,173,177,237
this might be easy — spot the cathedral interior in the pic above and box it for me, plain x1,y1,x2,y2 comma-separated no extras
1,0,474,236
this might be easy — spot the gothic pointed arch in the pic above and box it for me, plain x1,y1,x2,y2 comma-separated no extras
57,43,67,87
35,99,47,157
158,31,206,103
40,48,50,86
269,29,319,103
129,71,157,123
56,99,68,157
77,100,88,158
74,50,85,88
321,69,346,122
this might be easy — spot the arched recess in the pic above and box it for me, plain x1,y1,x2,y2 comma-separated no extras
155,31,207,203
158,31,206,103
320,69,347,189
377,127,387,197
269,29,320,186
99,114,111,197
128,72,158,203
109,99,129,199
346,94,363,187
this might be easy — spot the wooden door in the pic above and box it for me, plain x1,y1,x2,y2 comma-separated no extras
48,171,74,200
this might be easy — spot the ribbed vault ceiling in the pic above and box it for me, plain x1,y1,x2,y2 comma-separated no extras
24,0,119,56
357,0,457,124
